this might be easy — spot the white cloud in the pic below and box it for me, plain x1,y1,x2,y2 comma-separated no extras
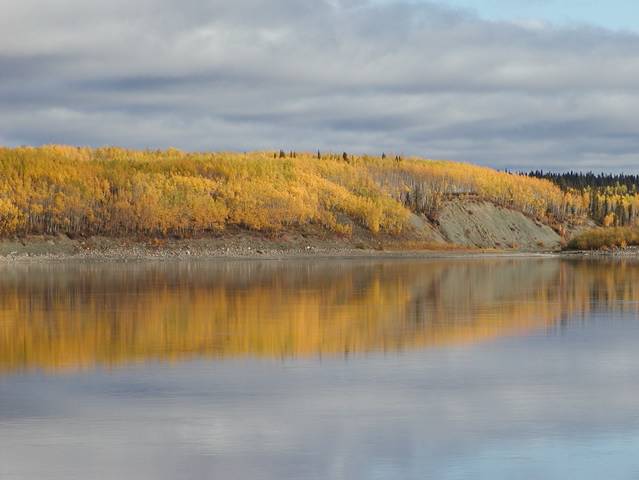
1,0,639,170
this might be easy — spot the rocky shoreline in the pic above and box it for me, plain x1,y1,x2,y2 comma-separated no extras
0,234,635,263
0,233,561,262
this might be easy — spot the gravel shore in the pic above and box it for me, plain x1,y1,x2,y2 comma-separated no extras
0,233,565,263
2,233,634,263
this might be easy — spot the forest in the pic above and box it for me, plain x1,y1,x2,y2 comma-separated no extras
529,170,639,227
0,145,583,239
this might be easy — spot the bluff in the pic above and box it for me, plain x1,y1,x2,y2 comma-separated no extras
0,146,585,254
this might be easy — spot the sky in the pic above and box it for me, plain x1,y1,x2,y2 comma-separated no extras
409,0,639,32
1,0,639,171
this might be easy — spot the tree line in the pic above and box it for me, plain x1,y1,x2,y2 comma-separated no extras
528,170,639,226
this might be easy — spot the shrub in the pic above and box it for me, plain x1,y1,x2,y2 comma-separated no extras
566,227,639,250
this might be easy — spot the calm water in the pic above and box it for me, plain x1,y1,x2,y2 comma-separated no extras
2,257,639,479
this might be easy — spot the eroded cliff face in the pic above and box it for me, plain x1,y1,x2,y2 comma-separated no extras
405,198,562,250
434,199,561,250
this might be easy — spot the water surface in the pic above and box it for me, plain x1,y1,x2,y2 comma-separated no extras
2,257,639,479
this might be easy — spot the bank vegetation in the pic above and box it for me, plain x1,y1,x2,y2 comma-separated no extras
0,146,584,239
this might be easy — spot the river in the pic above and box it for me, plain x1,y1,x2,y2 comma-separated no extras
1,257,639,479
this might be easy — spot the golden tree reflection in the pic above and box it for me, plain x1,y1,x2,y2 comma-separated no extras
1,259,636,372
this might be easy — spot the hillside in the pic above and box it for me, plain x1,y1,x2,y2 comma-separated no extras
0,146,586,254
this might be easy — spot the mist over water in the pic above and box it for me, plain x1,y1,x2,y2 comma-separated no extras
2,257,639,479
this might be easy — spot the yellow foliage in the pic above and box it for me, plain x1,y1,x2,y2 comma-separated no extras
602,212,616,227
0,198,21,235
0,146,583,238
567,226,639,250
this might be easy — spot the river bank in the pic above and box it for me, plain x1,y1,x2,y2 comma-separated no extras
1,234,629,263
0,232,566,262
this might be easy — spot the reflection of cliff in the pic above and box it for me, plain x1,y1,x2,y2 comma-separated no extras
0,258,635,372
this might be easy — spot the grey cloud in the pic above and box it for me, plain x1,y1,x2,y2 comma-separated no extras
1,0,639,169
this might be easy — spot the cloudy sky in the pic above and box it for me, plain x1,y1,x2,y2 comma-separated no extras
1,0,639,171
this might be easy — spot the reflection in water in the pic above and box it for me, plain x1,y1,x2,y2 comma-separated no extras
1,257,637,372
3,257,639,480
